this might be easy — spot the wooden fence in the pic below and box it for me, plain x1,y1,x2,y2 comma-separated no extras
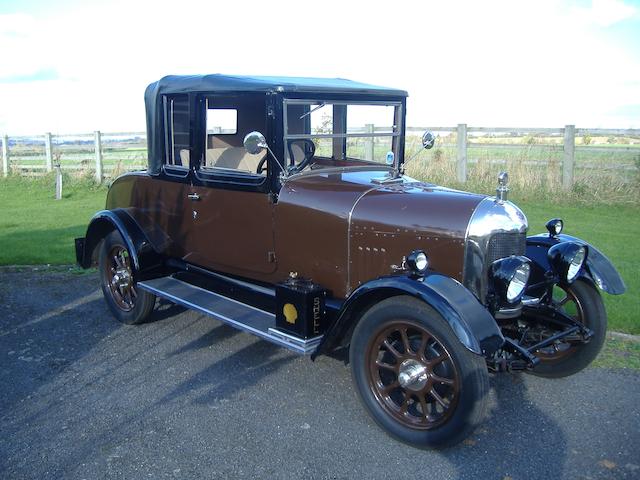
1,131,147,182
406,125,640,189
1,126,639,187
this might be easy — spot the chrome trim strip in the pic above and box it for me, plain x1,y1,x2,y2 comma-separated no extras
284,132,399,140
138,278,320,355
267,328,322,354
346,185,382,295
521,296,542,306
171,278,275,316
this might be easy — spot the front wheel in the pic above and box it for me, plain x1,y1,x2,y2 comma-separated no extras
349,296,489,449
99,230,156,324
527,279,607,378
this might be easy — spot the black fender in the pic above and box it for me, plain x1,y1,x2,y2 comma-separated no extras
75,209,163,280
312,273,504,359
526,233,626,295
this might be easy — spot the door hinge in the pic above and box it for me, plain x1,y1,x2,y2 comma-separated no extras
268,251,276,263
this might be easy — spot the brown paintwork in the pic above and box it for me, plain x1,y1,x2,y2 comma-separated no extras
276,168,484,297
184,185,276,274
106,167,485,300
348,180,484,292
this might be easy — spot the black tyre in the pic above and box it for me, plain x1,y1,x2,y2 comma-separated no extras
99,230,156,325
528,279,607,378
349,296,489,449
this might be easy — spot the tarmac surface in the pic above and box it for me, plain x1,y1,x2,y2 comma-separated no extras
1,270,639,479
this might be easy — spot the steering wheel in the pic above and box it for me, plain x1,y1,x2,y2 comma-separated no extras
256,155,268,174
287,139,316,174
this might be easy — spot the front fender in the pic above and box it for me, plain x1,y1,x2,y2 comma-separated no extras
526,233,626,295
313,273,504,359
77,209,163,280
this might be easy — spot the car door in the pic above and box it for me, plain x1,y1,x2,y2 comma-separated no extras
181,93,277,277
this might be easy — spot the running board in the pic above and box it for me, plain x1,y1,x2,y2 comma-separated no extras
138,276,322,355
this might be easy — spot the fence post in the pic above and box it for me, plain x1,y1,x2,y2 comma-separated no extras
44,132,53,172
562,124,575,189
55,164,63,200
364,123,374,161
2,134,8,177
456,123,467,183
94,131,103,183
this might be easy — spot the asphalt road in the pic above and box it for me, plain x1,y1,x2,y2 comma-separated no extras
1,270,639,480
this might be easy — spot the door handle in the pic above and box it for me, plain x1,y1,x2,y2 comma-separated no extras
188,193,200,201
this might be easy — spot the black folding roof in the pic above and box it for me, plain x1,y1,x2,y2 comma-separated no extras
146,74,408,97
144,74,407,173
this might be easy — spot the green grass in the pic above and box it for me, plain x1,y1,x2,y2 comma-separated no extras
593,336,640,370
0,175,637,334
512,197,639,334
0,174,107,265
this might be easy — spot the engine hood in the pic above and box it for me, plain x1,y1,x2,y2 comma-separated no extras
347,174,486,290
276,168,486,296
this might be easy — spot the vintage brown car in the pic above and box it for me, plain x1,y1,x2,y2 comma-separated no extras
75,74,626,448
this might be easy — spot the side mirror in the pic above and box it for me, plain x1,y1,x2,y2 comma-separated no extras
422,131,436,150
243,131,267,155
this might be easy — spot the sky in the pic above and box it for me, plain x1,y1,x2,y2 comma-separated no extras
0,0,639,135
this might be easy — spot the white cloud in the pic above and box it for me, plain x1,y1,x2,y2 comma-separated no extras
0,0,638,134
572,0,637,27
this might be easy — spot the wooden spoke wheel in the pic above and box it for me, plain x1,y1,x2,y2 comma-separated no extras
526,279,607,378
366,321,460,430
350,296,489,449
99,231,155,325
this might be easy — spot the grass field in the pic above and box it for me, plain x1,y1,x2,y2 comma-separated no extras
0,175,106,265
0,174,637,334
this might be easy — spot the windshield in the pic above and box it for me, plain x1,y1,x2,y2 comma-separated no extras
283,99,403,172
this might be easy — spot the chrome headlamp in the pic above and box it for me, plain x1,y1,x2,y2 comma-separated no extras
548,242,586,284
489,256,531,307
407,250,429,275
546,218,564,237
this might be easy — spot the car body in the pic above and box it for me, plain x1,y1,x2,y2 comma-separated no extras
75,74,626,448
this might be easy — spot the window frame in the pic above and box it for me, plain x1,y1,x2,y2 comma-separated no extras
282,98,404,167
162,94,191,178
193,93,272,193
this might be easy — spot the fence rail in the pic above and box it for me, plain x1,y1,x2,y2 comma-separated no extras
1,126,639,187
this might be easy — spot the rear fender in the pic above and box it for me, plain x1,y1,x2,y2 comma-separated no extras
526,233,626,295
313,273,504,359
77,209,163,280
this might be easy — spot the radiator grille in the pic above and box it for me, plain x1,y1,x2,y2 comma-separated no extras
487,232,526,264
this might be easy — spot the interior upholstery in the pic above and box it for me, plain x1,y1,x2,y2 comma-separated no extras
179,148,266,174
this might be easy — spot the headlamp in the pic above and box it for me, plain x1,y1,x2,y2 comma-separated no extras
548,242,586,285
545,218,564,236
489,256,531,306
406,250,429,275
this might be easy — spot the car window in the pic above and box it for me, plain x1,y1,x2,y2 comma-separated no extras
284,100,401,168
166,95,190,168
207,109,237,135
201,97,267,176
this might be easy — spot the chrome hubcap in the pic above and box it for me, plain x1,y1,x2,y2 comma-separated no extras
112,268,132,290
398,359,429,391
104,245,137,312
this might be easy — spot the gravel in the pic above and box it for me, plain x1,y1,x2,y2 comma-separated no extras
1,271,638,479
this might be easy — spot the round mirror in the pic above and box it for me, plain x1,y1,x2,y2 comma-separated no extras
422,131,436,150
243,131,267,155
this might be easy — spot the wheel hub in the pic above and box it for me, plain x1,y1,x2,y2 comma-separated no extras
398,359,429,391
113,268,131,289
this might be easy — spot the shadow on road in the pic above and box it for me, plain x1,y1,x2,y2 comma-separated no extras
442,373,567,479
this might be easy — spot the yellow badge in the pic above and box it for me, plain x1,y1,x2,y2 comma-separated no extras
283,303,298,324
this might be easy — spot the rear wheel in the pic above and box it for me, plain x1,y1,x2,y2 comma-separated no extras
527,279,606,378
349,296,489,449
99,231,155,324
